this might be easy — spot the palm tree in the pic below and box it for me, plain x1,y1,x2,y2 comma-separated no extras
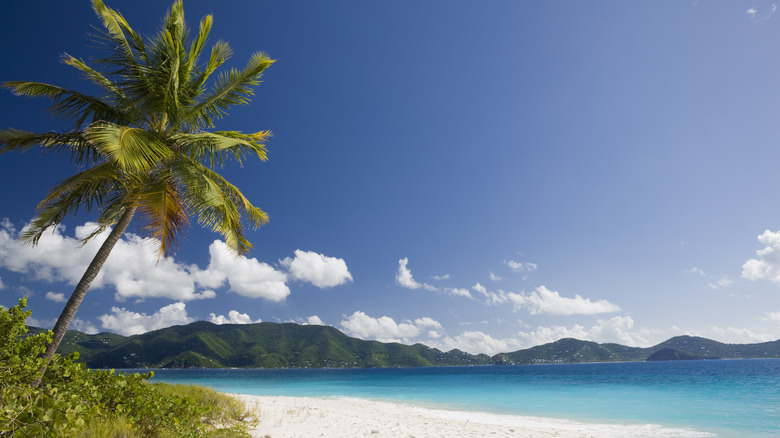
0,0,274,383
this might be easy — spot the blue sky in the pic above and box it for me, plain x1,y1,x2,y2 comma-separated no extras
2,1,780,355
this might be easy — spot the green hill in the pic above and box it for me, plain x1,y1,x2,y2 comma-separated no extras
49,321,491,368
28,323,780,368
494,335,780,365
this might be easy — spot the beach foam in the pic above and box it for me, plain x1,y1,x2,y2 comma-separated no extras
233,394,715,438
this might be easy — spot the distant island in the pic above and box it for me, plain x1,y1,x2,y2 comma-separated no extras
27,321,780,369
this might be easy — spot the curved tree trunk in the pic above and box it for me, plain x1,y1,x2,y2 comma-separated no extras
33,206,137,387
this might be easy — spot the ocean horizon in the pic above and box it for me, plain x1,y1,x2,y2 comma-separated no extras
135,358,780,437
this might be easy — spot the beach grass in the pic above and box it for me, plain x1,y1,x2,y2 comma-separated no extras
65,383,255,438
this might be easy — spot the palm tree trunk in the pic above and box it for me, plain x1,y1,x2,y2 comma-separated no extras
32,206,137,387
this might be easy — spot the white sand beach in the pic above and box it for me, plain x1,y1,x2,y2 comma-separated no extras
233,394,715,438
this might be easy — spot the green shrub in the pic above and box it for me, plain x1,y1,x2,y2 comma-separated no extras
0,299,253,437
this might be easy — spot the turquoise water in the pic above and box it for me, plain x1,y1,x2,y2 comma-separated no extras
139,359,780,437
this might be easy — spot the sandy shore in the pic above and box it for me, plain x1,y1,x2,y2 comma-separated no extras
232,394,715,438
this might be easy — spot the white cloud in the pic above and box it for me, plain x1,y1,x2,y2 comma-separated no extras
713,277,733,289
0,222,217,302
395,258,437,291
447,287,473,299
0,220,349,304
45,291,67,303
425,316,653,355
287,315,327,326
514,316,649,348
98,302,194,336
489,272,502,281
26,316,57,329
304,315,324,325
686,267,732,289
472,282,508,305
340,311,443,343
203,240,291,301
686,267,706,276
768,312,780,322
71,319,99,335
432,274,450,281
742,230,780,284
507,286,620,316
0,275,4,290
209,310,261,325
280,249,352,288
428,331,526,356
746,5,777,20
26,316,98,335
504,260,537,273
710,325,775,343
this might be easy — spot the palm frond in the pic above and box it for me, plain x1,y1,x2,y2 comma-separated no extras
0,129,102,165
22,163,123,245
87,122,172,171
91,0,144,68
173,156,267,255
185,52,274,128
60,54,133,111
171,130,269,166
136,171,190,256
184,14,213,80
3,81,133,127
196,164,269,230
188,40,231,98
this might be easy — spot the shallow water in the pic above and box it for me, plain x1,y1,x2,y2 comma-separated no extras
135,359,780,437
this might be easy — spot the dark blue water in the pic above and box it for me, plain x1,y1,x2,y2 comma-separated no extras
138,359,780,437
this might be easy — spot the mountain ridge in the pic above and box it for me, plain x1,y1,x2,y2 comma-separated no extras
27,321,780,368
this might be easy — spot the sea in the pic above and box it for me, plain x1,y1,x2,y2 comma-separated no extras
136,359,780,437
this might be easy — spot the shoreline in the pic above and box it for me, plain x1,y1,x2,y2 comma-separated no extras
232,394,716,438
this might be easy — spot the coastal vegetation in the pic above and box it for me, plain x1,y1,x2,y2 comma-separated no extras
37,319,780,369
2,299,254,437
0,0,273,383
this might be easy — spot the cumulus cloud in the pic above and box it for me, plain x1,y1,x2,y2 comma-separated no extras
395,258,437,291
514,316,648,348
742,230,780,284
304,315,324,325
0,222,219,301
472,282,508,305
98,302,194,336
206,240,289,301
447,288,473,299
340,311,443,343
0,276,4,290
747,7,758,18
710,325,775,343
432,274,450,281
71,319,99,334
427,331,526,356
489,272,502,281
27,316,98,335
45,291,67,303
425,316,652,355
280,250,352,288
209,310,261,325
0,220,351,304
507,286,620,316
504,260,537,273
